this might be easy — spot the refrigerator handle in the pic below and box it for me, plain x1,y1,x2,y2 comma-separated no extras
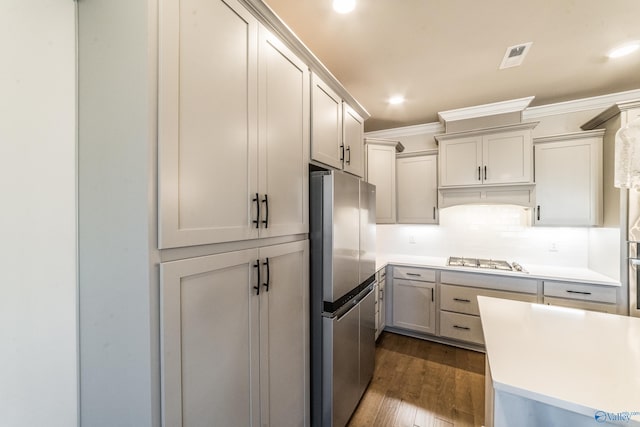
262,258,270,292
253,259,261,295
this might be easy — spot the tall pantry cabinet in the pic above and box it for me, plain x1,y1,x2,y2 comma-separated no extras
77,0,329,425
158,0,310,425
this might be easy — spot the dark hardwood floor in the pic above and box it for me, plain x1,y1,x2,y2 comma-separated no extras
347,332,486,427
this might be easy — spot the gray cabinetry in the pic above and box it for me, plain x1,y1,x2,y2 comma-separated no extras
365,139,397,223
543,280,617,313
534,130,604,226
158,0,309,248
311,73,365,177
390,267,436,335
437,123,536,188
160,241,308,427
396,151,438,224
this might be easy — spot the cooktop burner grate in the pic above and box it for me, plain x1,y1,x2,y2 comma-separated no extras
447,257,513,271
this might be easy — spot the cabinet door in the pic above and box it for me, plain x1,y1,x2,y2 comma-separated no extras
439,136,482,186
343,107,365,177
366,143,396,223
258,27,309,238
397,155,438,224
392,278,436,335
482,129,532,185
379,273,386,334
535,138,602,226
160,249,260,427
311,74,343,169
259,241,309,427
158,0,259,248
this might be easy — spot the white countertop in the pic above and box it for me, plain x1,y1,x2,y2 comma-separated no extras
376,254,621,287
478,296,640,424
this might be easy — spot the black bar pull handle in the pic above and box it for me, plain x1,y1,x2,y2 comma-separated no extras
567,290,592,296
453,298,471,303
453,325,471,331
433,206,436,220
261,194,269,228
346,146,351,164
478,166,481,181
263,258,270,292
484,165,487,180
252,193,260,229
253,259,261,295
340,144,345,161
431,288,434,302
537,205,541,221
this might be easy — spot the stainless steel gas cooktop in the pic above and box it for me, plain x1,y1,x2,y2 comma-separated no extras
447,257,526,272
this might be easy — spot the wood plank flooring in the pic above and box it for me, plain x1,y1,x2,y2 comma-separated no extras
347,332,485,427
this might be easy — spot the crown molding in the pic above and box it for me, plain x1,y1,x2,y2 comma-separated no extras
240,0,370,120
365,122,444,138
524,88,640,120
437,96,535,123
434,121,539,142
533,129,606,144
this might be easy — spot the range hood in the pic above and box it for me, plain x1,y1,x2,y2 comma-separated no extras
438,184,536,209
434,97,538,208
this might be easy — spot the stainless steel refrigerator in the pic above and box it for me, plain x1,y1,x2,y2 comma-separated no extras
310,170,376,427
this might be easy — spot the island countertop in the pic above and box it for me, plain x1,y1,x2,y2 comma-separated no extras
478,296,640,425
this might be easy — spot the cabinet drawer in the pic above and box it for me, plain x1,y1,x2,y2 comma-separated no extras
440,284,538,316
543,281,616,304
440,271,537,293
543,297,618,314
439,311,484,345
393,266,436,282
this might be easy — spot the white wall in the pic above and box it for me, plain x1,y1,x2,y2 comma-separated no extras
378,205,592,268
0,2,77,427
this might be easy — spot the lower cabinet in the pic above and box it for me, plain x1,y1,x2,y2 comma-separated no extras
374,267,387,339
439,283,537,345
160,240,309,427
391,267,436,335
543,280,618,314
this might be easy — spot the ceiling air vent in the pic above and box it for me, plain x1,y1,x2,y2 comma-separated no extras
499,42,533,69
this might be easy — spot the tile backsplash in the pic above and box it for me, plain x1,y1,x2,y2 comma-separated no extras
376,205,618,272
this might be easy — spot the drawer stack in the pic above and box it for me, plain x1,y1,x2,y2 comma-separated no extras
439,272,538,345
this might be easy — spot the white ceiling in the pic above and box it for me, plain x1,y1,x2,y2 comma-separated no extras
263,0,640,131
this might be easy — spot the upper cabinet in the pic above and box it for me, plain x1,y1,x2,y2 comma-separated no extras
311,74,343,170
534,130,604,227
343,107,365,177
365,139,397,224
311,73,365,177
158,0,309,249
436,123,537,187
396,152,438,224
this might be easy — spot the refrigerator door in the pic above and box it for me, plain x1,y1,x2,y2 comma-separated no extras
359,181,377,284
325,171,361,303
323,301,360,427
358,285,376,398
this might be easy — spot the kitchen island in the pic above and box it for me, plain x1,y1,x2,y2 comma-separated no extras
478,296,640,426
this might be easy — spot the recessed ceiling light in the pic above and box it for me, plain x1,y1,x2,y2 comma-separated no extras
333,0,355,14
388,95,405,105
608,42,640,59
